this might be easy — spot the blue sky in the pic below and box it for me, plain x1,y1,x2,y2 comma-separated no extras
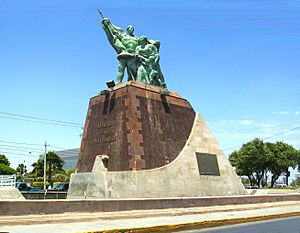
1,1,300,177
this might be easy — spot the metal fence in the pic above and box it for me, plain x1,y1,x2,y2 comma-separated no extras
21,191,67,199
0,174,16,188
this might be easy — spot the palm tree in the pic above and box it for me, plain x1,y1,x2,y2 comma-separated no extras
46,151,65,184
31,151,65,185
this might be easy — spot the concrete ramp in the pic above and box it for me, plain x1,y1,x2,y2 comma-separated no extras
0,188,25,200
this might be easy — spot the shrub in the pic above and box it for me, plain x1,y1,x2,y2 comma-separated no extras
35,177,44,182
53,182,61,187
32,181,49,188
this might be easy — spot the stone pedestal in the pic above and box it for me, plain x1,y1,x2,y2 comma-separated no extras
69,82,246,198
77,81,195,172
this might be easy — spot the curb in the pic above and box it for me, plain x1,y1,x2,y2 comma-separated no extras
1,201,299,227
77,211,300,233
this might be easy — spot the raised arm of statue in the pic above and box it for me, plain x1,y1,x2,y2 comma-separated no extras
101,18,126,54
108,23,126,41
101,19,113,42
102,18,127,41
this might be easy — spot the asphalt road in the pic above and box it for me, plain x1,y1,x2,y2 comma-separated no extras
179,216,300,233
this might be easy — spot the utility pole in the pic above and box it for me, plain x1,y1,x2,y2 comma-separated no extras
43,141,49,190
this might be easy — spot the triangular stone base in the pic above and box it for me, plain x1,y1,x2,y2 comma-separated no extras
68,112,246,198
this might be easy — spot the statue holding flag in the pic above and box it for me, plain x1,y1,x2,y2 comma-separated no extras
99,10,166,88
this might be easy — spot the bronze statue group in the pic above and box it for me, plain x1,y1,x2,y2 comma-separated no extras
101,17,167,88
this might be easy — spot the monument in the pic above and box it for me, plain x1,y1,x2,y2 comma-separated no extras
67,13,246,199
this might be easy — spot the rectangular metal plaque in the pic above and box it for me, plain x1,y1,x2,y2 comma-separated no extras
196,153,220,176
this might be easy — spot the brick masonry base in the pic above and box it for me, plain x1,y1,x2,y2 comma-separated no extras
77,81,195,173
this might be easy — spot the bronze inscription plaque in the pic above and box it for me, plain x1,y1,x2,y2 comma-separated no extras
196,153,220,176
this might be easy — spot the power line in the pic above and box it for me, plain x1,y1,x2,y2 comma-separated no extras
263,126,300,140
0,140,43,147
0,151,38,158
0,140,74,152
61,155,79,159
0,111,83,126
0,143,43,151
52,151,79,156
0,147,43,154
0,115,83,128
49,145,70,150
1,148,79,158
0,146,78,157
0,149,78,159
210,121,300,133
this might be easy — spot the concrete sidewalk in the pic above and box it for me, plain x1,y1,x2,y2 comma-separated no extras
1,201,300,233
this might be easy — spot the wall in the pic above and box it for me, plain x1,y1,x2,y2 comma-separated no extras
1,194,300,216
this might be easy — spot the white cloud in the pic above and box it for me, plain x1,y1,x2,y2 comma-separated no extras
261,127,276,135
212,118,300,154
262,123,277,128
279,111,289,115
272,111,292,115
238,120,253,125
217,118,253,126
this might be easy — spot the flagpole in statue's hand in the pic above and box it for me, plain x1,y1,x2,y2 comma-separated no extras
99,9,113,40
98,9,105,20
98,9,110,26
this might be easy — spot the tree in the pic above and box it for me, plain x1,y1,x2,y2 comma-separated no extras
16,163,27,176
266,141,300,187
0,164,15,175
46,151,65,184
230,150,255,186
31,159,44,177
0,154,10,166
229,138,272,187
66,168,75,181
31,151,65,185
0,154,15,175
230,138,300,188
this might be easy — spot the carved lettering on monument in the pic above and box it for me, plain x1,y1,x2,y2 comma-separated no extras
93,136,116,144
97,120,118,129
